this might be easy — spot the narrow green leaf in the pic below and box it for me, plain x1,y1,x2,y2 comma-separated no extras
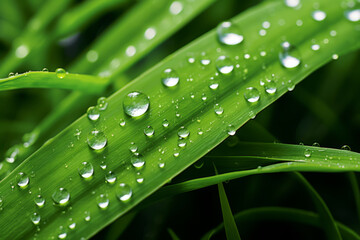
0,71,109,93
294,172,342,240
168,228,181,240
201,207,360,240
347,172,360,226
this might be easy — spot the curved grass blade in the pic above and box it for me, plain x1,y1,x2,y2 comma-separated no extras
168,228,181,240
0,0,359,239
0,71,109,93
347,172,360,225
294,172,342,240
201,207,360,240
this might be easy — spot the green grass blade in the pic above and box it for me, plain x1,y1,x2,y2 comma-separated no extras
294,172,342,240
201,207,360,240
0,0,359,239
54,0,130,39
347,172,360,225
0,71,109,93
168,228,181,240
217,174,241,240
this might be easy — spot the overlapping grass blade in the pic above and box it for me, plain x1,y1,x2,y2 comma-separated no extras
201,207,360,240
0,0,359,239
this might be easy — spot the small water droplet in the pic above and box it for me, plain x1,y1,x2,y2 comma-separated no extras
16,172,29,188
97,194,109,209
217,21,243,45
126,45,136,57
312,142,320,147
105,171,116,184
341,145,351,151
131,154,145,169
42,68,49,72
262,21,271,29
312,10,327,21
162,119,169,128
5,145,20,163
8,72,14,77
332,54,339,60
345,9,360,22
177,126,190,138
123,92,150,117
178,138,187,148
86,50,98,63
15,44,29,59
244,87,260,103
214,104,224,115
311,44,320,51
169,1,183,15
158,162,165,168
52,188,70,206
197,128,204,135
136,173,144,184
97,97,108,111
34,194,45,207
227,125,236,136
173,152,180,157
87,106,100,121
119,119,126,127
264,79,277,94
284,0,300,8
129,142,138,153
144,27,156,40
116,183,132,201
84,211,91,221
68,220,76,230
58,226,67,239
56,68,66,79
162,68,179,87
216,56,234,75
279,42,301,69
78,162,94,179
144,126,155,137
87,129,107,150
304,149,311,158
31,212,41,225
200,58,211,66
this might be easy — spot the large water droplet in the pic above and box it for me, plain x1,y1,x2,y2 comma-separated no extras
263,79,277,94
244,87,260,103
169,1,183,15
144,27,157,40
216,56,234,75
78,162,94,179
162,68,180,87
304,149,311,158
312,10,327,21
284,0,300,8
345,9,360,22
116,183,132,202
144,126,155,137
131,154,145,169
217,21,243,45
30,212,41,225
34,194,45,207
97,97,108,111
214,104,224,115
87,129,107,150
279,42,301,69
105,171,117,184
16,172,29,188
97,194,109,209
52,188,70,206
56,68,66,79
123,92,150,117
87,106,100,121
177,126,190,138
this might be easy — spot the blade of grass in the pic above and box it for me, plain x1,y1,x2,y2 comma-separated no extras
105,211,137,240
168,228,181,240
201,207,360,240
293,172,342,240
0,71,109,93
0,0,359,239
347,172,360,226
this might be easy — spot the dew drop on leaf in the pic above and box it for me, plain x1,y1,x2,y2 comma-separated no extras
304,149,311,158
341,145,351,151
84,211,91,222
30,212,41,225
162,68,180,87
123,92,150,117
55,68,66,79
214,104,224,115
96,194,109,209
97,97,108,111
244,87,260,103
129,142,138,153
227,125,236,136
34,194,45,207
144,126,155,137
177,126,190,138
312,10,327,21
119,118,126,127
131,154,145,169
105,171,116,184
116,183,132,202
42,67,49,72
52,188,70,205
178,138,187,148
279,41,301,69
263,79,277,94
216,55,234,75
87,106,100,121
5,145,19,163
284,0,300,8
217,21,244,45
144,27,156,40
162,119,169,128
158,162,165,169
345,9,360,22
169,1,183,15
16,172,29,188
58,226,67,239
78,162,94,179
87,129,107,150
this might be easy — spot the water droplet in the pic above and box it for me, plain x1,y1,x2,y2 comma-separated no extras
244,87,260,103
312,142,320,147
341,145,351,151
284,0,300,8
158,162,165,168
214,104,224,115
216,56,234,75
345,9,360,22
34,194,45,207
84,211,91,221
177,126,190,138
97,194,109,209
78,162,94,179
56,68,66,79
200,58,211,66
129,142,138,153
86,50,98,63
58,226,67,239
144,27,156,40
126,45,136,57
136,173,144,184
52,188,70,205
279,42,301,69
144,126,155,137
105,171,116,184
262,21,271,29
15,44,29,59
162,119,169,128
8,72,14,77
169,1,183,15
131,154,145,169
304,149,311,158
31,212,41,225
123,92,150,117
87,106,100,121
264,79,277,94
178,138,187,148
311,44,320,51
97,97,108,111
68,220,76,230
116,183,132,201
16,172,29,188
227,125,236,136
209,82,219,90
119,119,126,127
87,129,107,150
217,21,243,45
188,57,195,64
5,145,20,163
42,68,49,72
23,132,36,148
162,68,179,87
173,152,180,157
332,54,339,60
197,128,204,135
312,10,327,21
